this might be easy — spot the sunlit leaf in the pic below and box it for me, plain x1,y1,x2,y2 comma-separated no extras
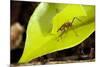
19,3,95,63
51,4,87,34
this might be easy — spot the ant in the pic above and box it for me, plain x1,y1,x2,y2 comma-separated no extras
57,17,82,39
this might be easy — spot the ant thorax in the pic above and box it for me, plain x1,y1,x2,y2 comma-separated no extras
65,22,72,27
57,22,72,32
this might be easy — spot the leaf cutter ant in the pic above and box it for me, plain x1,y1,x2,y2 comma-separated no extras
57,17,82,39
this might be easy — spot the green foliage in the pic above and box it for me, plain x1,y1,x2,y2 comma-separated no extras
19,3,95,63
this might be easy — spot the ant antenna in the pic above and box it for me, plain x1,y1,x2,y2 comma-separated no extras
71,17,82,24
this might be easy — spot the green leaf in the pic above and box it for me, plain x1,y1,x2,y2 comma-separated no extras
51,4,87,34
18,3,95,63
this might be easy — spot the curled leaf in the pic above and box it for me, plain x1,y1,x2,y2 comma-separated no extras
19,3,95,63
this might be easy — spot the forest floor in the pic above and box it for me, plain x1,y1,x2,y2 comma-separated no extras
11,55,95,67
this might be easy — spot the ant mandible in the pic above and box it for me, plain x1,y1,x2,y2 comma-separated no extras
57,17,82,37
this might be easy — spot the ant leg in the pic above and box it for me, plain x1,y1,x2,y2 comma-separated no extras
71,17,76,23
75,17,82,22
59,28,65,38
72,17,82,24
57,28,65,41
57,28,61,32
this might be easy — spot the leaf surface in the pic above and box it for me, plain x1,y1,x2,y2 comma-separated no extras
19,3,95,63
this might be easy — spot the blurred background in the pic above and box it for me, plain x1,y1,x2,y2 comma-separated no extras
11,1,39,63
